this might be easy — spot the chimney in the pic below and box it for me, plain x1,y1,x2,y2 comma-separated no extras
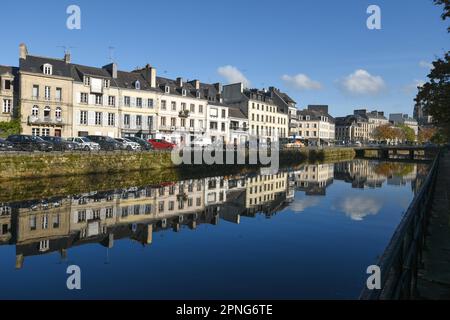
189,80,200,90
19,43,28,60
64,52,71,64
103,63,118,79
214,82,222,93
176,77,183,87
142,64,157,88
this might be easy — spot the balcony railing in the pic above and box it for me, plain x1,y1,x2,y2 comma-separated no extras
179,110,190,118
28,116,64,126
230,126,249,132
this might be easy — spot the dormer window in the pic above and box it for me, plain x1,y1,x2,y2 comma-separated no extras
84,76,90,86
165,86,170,94
104,79,110,88
196,91,201,99
135,81,141,90
43,64,53,75
182,89,187,96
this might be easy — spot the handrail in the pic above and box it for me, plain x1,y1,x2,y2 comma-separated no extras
360,150,441,300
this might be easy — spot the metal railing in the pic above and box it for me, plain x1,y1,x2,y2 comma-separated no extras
360,150,441,300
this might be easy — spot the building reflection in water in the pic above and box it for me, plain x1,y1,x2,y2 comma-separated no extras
0,159,429,269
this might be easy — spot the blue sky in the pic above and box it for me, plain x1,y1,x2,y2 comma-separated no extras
0,0,448,117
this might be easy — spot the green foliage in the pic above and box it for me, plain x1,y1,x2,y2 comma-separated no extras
0,120,21,138
431,128,449,144
396,124,416,142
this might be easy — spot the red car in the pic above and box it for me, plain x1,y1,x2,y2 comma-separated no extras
148,139,176,150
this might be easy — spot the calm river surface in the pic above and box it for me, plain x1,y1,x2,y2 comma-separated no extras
0,159,430,299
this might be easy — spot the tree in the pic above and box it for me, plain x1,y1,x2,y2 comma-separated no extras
396,125,416,142
418,127,437,143
0,120,21,138
434,0,450,32
373,124,402,141
415,1,450,141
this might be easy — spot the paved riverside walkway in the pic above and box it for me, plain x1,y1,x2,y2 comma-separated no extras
417,150,450,299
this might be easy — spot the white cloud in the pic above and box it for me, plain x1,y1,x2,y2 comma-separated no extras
281,73,322,91
419,60,433,69
290,197,321,213
339,69,386,95
217,65,251,88
335,196,382,221
403,79,425,94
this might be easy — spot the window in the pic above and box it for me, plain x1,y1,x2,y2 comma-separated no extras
84,76,90,86
171,118,176,127
182,89,187,96
29,216,37,230
124,96,131,106
171,101,176,111
165,86,170,93
32,105,39,117
43,64,52,75
147,116,154,130
135,81,141,90
196,91,201,98
44,106,51,118
55,107,62,119
39,240,50,252
108,113,115,126
80,92,88,104
45,86,51,100
136,98,142,108
210,122,218,130
32,85,39,98
190,104,195,113
210,108,218,118
222,109,226,118
190,119,195,128
77,210,86,223
199,105,203,113
148,99,154,108
94,94,103,105
2,99,11,113
42,128,50,136
42,215,49,229
136,115,142,127
4,80,11,90
198,120,203,129
181,118,186,127
108,96,115,106
95,112,102,125
161,100,167,110
104,79,110,88
80,111,88,125
56,88,62,101
221,123,226,132
124,114,130,126
161,117,166,126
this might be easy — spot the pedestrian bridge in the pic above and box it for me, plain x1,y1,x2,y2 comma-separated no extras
354,146,440,161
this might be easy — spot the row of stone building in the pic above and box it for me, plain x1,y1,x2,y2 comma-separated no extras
0,44,343,146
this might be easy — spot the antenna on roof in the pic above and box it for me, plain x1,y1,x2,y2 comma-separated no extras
108,46,116,63
57,45,75,55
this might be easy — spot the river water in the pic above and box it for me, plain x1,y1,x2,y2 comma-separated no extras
0,159,431,299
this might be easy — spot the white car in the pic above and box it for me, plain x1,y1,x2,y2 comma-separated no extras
115,138,141,151
191,137,212,148
67,137,101,151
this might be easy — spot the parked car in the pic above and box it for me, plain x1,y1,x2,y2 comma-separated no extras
114,138,142,151
86,135,122,151
126,136,153,151
6,135,53,152
0,138,14,151
148,139,176,150
66,137,101,151
40,136,77,151
191,137,212,149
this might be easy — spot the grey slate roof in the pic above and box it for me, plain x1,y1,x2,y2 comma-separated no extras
20,55,73,78
0,65,18,77
229,107,247,119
